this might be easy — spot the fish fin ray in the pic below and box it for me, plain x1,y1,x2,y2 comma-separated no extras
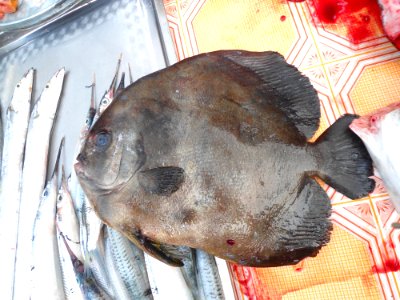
221,50,320,138
138,166,185,196
314,114,375,199
265,178,332,266
124,229,184,267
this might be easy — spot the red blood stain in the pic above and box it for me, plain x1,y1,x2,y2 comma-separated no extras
361,15,370,23
372,241,400,273
394,36,400,50
372,259,400,273
227,239,235,246
280,15,287,21
309,0,383,44
295,266,303,272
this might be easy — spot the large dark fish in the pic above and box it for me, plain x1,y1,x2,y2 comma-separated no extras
75,50,375,268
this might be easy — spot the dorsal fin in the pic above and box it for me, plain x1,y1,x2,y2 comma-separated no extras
220,50,320,139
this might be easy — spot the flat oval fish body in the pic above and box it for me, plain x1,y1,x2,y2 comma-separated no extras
76,51,374,267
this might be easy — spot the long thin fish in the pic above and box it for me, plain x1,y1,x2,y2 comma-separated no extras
105,226,153,299
83,229,115,298
178,247,200,299
159,244,200,299
57,228,85,300
214,258,235,300
92,55,121,125
78,65,121,297
116,72,125,97
13,68,65,300
128,63,133,84
144,254,193,300
31,138,65,300
195,250,225,300
67,76,97,271
57,168,84,262
59,231,112,300
69,74,97,202
103,228,132,300
0,69,34,299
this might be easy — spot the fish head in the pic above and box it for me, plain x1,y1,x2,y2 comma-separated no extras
74,99,145,195
349,114,382,140
350,104,400,158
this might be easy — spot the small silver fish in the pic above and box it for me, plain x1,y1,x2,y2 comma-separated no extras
14,68,65,300
31,138,65,300
57,228,85,300
92,55,121,124
0,68,34,299
158,244,199,299
57,167,84,262
104,226,153,299
350,102,400,213
195,249,224,300
144,253,193,299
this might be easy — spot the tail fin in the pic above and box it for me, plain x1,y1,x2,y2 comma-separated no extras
314,114,375,199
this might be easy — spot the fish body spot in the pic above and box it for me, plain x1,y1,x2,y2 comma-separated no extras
227,239,235,246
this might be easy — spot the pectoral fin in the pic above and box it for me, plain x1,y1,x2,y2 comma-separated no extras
124,229,184,267
138,166,185,196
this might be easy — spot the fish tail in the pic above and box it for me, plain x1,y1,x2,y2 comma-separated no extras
313,114,375,199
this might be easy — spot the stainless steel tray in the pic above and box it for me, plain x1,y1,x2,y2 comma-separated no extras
0,0,177,177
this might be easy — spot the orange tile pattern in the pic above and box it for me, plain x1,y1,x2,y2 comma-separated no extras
162,0,400,299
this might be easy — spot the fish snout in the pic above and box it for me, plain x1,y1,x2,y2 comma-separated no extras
76,152,87,164
74,154,87,177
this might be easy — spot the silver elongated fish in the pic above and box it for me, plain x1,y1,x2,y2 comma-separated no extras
83,229,115,299
214,258,235,300
116,72,125,97
103,228,132,300
195,250,225,300
57,168,84,262
57,229,85,300
144,254,193,300
105,226,153,299
73,74,115,298
177,246,200,299
59,231,112,300
92,55,121,125
0,69,34,299
31,138,65,300
128,63,133,85
158,244,199,299
69,75,97,202
14,68,65,300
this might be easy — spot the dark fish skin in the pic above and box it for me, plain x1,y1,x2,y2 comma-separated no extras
75,50,375,267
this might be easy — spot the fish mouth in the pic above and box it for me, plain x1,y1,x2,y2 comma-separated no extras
73,150,135,194
74,160,88,180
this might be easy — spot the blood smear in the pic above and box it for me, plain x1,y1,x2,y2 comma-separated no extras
394,36,400,49
372,241,400,273
308,0,383,43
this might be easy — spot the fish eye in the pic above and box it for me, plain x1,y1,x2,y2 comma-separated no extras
95,131,112,150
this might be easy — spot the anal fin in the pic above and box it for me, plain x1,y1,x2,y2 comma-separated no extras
264,177,332,266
